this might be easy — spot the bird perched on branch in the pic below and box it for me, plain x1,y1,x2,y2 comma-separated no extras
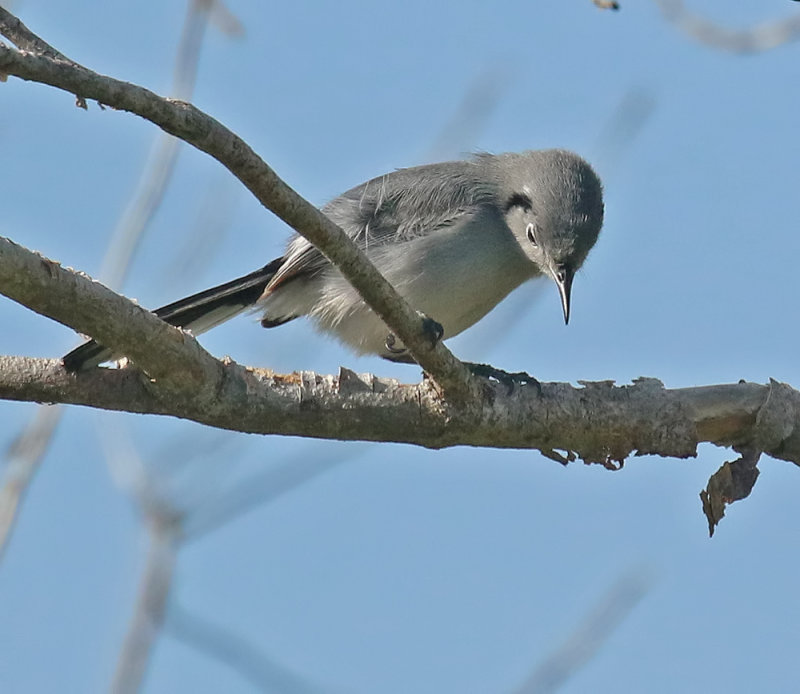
63,149,604,371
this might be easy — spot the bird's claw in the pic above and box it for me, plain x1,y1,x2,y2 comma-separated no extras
384,333,405,354
420,315,444,347
384,315,444,356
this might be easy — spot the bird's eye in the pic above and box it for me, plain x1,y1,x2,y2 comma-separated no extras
526,222,538,246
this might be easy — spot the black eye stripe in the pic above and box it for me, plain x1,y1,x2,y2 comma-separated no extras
505,192,532,212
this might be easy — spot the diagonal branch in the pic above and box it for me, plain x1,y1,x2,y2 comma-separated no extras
514,567,652,693
0,13,474,398
0,6,75,62
0,236,222,394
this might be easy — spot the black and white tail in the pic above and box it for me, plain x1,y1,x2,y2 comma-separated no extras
62,258,284,371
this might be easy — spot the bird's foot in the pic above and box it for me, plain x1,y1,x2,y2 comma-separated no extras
419,315,444,347
465,362,541,395
383,315,444,361
384,332,407,356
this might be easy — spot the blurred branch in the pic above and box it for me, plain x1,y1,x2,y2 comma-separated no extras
0,406,60,561
100,0,227,287
98,413,181,694
157,177,237,295
514,567,652,693
111,514,180,694
655,0,800,53
0,0,235,564
100,418,343,691
592,1,620,10
182,444,360,540
206,0,245,37
593,87,656,178
424,66,510,162
166,604,329,693
464,87,656,360
0,9,474,398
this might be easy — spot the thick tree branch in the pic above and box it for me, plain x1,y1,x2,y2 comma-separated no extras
2,354,800,471
0,15,474,399
0,236,223,395
3,232,799,535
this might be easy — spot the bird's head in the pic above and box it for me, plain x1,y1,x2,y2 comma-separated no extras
495,149,604,324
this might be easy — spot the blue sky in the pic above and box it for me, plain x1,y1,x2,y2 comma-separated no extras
2,1,800,692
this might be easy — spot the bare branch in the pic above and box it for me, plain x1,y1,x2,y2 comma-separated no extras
166,603,331,693
593,88,657,177
3,7,800,535
182,445,359,540
99,0,227,287
0,236,222,393
514,567,652,693
0,406,60,561
207,0,245,37
2,350,800,469
0,14,474,398
424,66,511,162
99,414,349,691
111,516,180,694
655,0,800,53
0,0,234,568
0,6,75,61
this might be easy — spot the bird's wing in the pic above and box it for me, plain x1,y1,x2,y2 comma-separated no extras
267,159,498,290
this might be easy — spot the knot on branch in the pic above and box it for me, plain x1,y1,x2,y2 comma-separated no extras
753,379,800,460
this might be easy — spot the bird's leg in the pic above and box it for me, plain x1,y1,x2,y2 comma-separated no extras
464,362,541,395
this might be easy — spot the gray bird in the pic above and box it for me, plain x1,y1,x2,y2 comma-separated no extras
63,149,604,371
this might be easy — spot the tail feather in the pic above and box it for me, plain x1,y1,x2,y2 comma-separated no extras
62,258,284,371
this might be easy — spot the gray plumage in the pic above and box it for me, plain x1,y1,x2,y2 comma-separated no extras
63,149,604,371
